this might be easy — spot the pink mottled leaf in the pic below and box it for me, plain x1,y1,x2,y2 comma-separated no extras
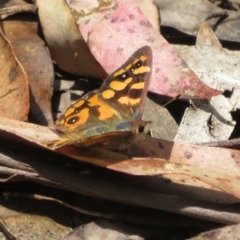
69,0,220,99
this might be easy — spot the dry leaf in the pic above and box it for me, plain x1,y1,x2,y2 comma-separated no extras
0,2,240,239
0,28,29,121
1,117,240,182
36,0,107,79
131,138,240,178
0,0,37,20
2,14,54,125
1,117,239,203
174,22,240,143
0,197,71,239
108,158,240,201
72,0,219,99
64,220,162,240
0,118,59,144
156,0,240,42
134,0,160,31
190,223,240,240
143,97,178,140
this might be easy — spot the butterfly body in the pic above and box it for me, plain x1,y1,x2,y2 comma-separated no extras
52,46,152,151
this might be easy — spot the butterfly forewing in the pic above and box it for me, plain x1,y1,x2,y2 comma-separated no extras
99,46,152,120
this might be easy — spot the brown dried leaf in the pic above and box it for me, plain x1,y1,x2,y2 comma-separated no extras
0,0,37,20
108,158,240,201
2,15,54,125
131,138,240,178
1,118,240,202
143,97,178,140
196,22,222,48
134,0,160,31
0,197,71,239
0,118,59,144
36,0,107,79
0,28,29,121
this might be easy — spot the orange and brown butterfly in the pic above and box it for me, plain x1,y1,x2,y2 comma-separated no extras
50,46,152,151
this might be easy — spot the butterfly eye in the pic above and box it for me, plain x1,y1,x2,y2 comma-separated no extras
67,116,79,124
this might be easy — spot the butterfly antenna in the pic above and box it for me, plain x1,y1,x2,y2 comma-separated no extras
145,94,181,118
162,94,181,108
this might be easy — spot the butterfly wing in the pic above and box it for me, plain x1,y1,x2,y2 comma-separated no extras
99,46,152,121
53,46,152,149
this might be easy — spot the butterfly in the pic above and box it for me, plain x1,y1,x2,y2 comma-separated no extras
50,46,152,152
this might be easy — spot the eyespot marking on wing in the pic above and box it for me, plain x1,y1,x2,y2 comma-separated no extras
66,108,89,127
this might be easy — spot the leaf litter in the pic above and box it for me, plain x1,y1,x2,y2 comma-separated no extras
174,22,240,143
0,0,240,239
